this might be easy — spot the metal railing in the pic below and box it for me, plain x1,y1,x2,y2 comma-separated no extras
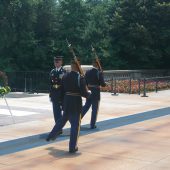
104,76,170,97
141,76,170,97
6,71,49,93
103,69,170,78
5,70,170,96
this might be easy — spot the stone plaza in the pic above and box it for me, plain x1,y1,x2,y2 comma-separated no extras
0,90,170,170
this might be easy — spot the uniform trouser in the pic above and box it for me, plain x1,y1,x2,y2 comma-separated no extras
82,97,100,128
48,112,81,150
52,101,62,123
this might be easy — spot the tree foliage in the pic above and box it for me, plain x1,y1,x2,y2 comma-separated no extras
0,0,169,71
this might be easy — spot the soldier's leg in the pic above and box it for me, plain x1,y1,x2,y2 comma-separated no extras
47,112,68,140
81,97,92,118
90,100,100,128
69,113,81,151
52,101,62,123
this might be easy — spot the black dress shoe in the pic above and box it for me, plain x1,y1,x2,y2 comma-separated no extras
69,147,78,153
46,130,63,142
90,125,97,129
46,136,52,142
59,130,63,135
46,135,57,142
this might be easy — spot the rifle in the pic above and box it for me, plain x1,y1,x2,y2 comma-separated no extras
91,45,109,91
91,45,103,72
66,39,84,76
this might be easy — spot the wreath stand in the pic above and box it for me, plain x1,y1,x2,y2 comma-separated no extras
1,95,15,124
0,71,15,124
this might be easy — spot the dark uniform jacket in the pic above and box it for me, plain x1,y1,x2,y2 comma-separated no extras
49,67,66,103
61,71,90,114
85,68,106,100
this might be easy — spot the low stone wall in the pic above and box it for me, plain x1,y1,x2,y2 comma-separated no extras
103,70,170,79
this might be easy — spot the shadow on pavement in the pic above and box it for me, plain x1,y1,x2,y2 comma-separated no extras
0,107,169,156
46,147,81,158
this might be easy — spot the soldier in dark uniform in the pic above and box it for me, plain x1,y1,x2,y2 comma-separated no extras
81,59,106,129
49,56,66,124
46,60,90,153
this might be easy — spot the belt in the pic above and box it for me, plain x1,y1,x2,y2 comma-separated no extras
52,84,61,89
66,92,81,96
88,84,100,88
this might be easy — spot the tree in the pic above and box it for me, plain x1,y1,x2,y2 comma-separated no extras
0,0,37,71
82,0,111,67
51,0,89,64
109,0,170,69
34,0,59,70
0,0,169,71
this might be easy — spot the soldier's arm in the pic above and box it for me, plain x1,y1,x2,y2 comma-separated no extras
49,69,56,89
80,77,90,98
99,71,106,87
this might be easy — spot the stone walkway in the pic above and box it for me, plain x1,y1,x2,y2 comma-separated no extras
0,90,170,170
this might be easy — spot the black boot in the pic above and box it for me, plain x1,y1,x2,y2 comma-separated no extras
90,125,97,129
69,147,78,153
46,130,63,142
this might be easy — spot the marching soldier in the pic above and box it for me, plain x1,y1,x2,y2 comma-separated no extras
81,59,106,129
49,56,66,125
46,60,90,153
